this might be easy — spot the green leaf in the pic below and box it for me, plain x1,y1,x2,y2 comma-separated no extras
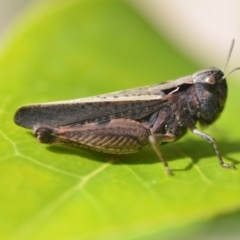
1,0,240,239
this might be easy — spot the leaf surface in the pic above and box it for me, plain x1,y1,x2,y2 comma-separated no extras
0,0,240,239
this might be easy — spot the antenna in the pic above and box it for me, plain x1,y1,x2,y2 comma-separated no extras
223,67,240,79
221,39,240,80
222,39,235,72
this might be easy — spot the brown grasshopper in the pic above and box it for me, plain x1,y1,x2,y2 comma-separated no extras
14,40,240,175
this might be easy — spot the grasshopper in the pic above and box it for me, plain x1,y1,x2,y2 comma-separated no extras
14,40,240,175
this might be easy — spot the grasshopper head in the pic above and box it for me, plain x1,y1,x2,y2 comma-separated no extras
192,67,227,125
192,40,240,125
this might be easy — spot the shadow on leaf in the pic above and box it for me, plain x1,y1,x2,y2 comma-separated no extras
45,137,240,172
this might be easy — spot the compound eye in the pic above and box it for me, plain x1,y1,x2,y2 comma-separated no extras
205,75,216,85
204,74,218,93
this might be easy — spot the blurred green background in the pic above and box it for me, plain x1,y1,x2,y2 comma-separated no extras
1,0,240,239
